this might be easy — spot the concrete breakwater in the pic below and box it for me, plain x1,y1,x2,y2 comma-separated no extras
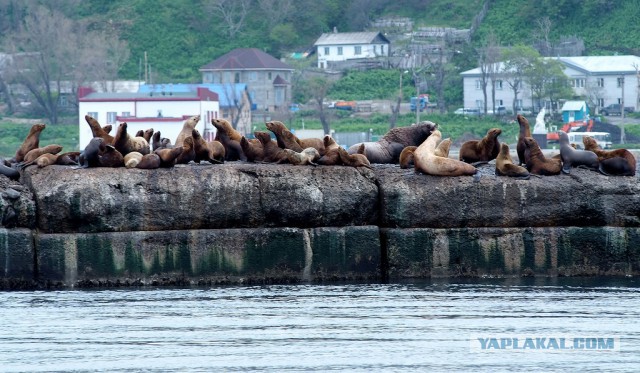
1,162,639,289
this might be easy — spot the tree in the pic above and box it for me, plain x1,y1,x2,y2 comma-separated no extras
305,77,334,135
502,45,540,113
524,57,570,115
206,0,250,40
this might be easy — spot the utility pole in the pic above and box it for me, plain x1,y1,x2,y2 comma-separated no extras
621,75,625,144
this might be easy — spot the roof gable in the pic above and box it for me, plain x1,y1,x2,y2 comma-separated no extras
562,100,587,111
200,48,292,71
314,32,390,46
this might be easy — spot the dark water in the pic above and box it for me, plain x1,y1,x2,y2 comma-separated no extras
1,278,639,372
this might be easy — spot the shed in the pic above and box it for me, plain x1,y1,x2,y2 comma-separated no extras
561,100,589,123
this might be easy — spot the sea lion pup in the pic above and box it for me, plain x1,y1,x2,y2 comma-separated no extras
558,131,599,174
495,143,530,179
317,135,341,166
155,146,183,168
124,152,143,168
14,123,46,163
113,122,150,156
337,146,372,169
212,118,245,161
348,121,438,163
84,115,114,144
523,137,562,175
136,153,161,169
400,138,453,169
19,144,64,168
240,136,264,162
152,131,173,151
284,147,321,166
192,129,223,164
459,128,501,164
255,131,289,163
33,153,60,168
516,114,532,165
414,129,478,177
583,136,636,176
175,115,201,147
175,137,196,164
55,151,80,165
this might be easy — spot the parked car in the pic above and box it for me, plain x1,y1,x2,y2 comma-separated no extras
454,108,480,115
600,104,634,116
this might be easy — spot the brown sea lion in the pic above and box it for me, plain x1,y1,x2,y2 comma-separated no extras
124,152,143,168
99,144,124,167
558,131,599,174
266,121,304,151
414,129,478,177
337,146,371,169
583,136,636,176
317,136,341,166
523,137,562,175
55,151,81,166
113,122,150,156
495,143,530,179
516,115,532,165
14,123,46,163
284,147,320,166
212,118,243,142
136,154,161,169
22,144,63,164
34,153,60,168
175,137,196,164
135,129,144,137
212,118,245,161
175,115,201,147
255,131,288,163
102,124,113,135
459,128,501,164
84,115,114,144
143,128,154,143
155,147,183,168
192,129,223,164
152,131,172,151
208,140,226,163
400,138,452,169
435,138,452,158
348,121,438,163
240,136,264,162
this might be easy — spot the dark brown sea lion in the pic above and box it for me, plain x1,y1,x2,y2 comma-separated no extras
84,115,114,144
0,162,20,180
175,115,200,147
523,137,562,175
414,129,478,176
348,121,438,163
212,118,245,161
175,137,196,164
516,114,532,165
266,121,304,151
99,144,124,167
113,122,150,156
255,131,288,163
240,136,264,162
78,137,105,168
155,147,183,168
495,143,530,179
143,128,154,143
14,123,46,163
212,118,243,142
459,128,501,164
55,151,81,166
558,131,599,174
337,146,371,169
317,136,341,166
135,129,144,137
208,140,226,163
192,129,223,164
284,147,320,166
583,136,636,176
102,124,113,135
136,154,161,169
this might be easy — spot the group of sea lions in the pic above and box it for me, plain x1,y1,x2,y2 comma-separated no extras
1,114,636,181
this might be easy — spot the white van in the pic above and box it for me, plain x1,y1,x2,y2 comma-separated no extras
567,132,612,149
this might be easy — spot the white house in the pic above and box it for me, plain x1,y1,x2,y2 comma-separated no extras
460,55,640,114
78,86,220,149
313,31,390,69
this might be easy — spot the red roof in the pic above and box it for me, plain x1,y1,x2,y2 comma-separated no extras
200,48,292,71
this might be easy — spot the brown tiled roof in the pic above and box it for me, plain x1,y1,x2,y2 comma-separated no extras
272,75,289,85
200,48,293,71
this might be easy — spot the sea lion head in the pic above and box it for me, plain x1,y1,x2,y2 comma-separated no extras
488,128,502,138
523,137,538,149
32,123,46,133
254,131,272,144
265,121,285,134
582,135,598,150
557,130,569,145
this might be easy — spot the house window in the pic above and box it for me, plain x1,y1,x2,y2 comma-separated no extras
268,72,272,80
87,112,98,119
121,112,130,117
324,47,330,55
204,72,213,83
249,72,257,81
496,99,503,106
107,112,117,124
234,73,240,83
374,45,377,54
381,45,384,54
475,80,481,90
597,78,604,87
617,77,624,87
275,87,284,105
574,78,585,88
514,99,522,108
354,46,362,55
59,95,68,107
476,100,484,108
496,80,503,90
597,98,604,107
337,47,343,55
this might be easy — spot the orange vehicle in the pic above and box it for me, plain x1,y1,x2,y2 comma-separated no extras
334,100,356,110
546,119,595,142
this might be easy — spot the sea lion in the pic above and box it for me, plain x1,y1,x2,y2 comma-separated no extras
495,143,530,179
152,131,173,151
558,131,599,174
516,114,532,165
240,136,264,162
55,151,80,166
136,153,161,169
459,128,501,164
155,147,183,168
84,115,114,144
337,146,371,168
113,122,150,156
99,144,124,167
583,136,636,176
14,123,46,163
523,137,562,175
348,121,438,163
414,129,478,177
78,137,105,168
34,153,60,168
255,131,288,163
212,118,245,161
175,136,196,164
124,152,143,168
435,138,452,158
192,129,223,164
400,138,451,169
135,129,144,137
21,144,63,166
266,121,304,151
175,115,201,147
317,136,341,166
0,162,19,180
143,128,154,143
103,124,113,135
284,147,320,166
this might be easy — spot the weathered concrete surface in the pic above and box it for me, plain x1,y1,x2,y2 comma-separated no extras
36,226,381,287
384,227,640,278
377,164,640,228
0,177,36,229
22,163,379,233
0,228,34,289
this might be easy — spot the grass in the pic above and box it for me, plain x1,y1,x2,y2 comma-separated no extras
0,122,80,158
